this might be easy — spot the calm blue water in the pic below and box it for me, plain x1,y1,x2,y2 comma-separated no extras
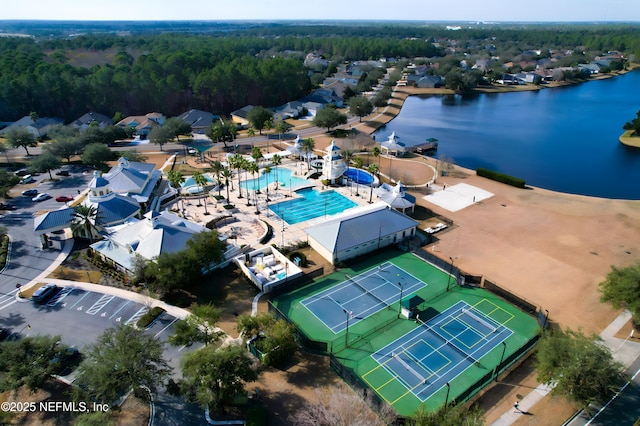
374,70,640,199
241,167,308,191
344,168,374,185
269,188,357,225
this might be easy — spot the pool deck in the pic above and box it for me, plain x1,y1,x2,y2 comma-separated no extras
166,157,375,249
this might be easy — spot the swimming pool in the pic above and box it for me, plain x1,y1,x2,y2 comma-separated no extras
343,168,374,185
181,174,215,193
241,167,308,191
269,188,357,225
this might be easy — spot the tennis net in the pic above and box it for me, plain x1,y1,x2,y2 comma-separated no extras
461,307,498,333
345,274,388,307
417,318,480,364
392,352,424,384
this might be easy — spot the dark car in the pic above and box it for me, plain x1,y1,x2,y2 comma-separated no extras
14,168,29,177
55,195,73,203
0,203,15,210
21,189,38,197
55,170,70,177
31,284,59,304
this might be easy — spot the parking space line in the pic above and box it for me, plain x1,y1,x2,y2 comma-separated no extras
86,294,114,315
125,307,149,326
154,317,178,338
0,300,17,311
109,300,131,320
68,291,90,309
46,287,73,307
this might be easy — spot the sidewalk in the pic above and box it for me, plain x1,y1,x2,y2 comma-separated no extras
491,311,640,425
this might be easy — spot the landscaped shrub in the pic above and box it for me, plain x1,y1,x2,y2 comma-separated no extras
476,167,526,188
287,251,307,267
258,220,273,244
137,306,165,328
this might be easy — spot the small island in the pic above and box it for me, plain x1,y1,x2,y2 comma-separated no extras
620,109,640,147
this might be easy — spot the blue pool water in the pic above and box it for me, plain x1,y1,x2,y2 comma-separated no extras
269,188,357,225
241,167,308,191
343,168,374,185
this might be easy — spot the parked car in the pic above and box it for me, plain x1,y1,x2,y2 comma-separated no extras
21,189,38,197
14,168,29,177
55,195,73,203
32,193,51,202
20,174,34,184
55,170,70,177
0,202,16,210
31,284,58,304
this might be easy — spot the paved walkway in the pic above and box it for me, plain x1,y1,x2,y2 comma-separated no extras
491,311,640,425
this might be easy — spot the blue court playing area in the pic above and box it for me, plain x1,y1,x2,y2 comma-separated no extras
300,262,426,333
364,300,513,403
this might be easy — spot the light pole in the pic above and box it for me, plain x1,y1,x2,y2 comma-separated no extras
446,256,456,291
343,308,350,348
542,309,550,331
397,282,403,318
281,222,286,247
494,341,507,381
444,382,451,410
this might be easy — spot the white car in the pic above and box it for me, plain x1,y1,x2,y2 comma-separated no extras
32,193,51,202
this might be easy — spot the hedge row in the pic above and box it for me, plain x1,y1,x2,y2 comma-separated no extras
476,167,526,188
137,306,165,329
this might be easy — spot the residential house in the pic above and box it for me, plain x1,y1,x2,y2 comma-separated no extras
116,112,166,136
272,101,305,121
230,105,255,127
305,205,418,265
178,109,221,134
0,116,64,138
414,75,443,88
70,112,113,130
304,53,329,70
300,88,343,108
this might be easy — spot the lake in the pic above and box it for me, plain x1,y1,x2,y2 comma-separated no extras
373,70,640,199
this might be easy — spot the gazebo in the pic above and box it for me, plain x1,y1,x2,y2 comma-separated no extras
375,181,416,214
380,131,405,156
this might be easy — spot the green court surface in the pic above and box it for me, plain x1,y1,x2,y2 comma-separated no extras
271,250,541,417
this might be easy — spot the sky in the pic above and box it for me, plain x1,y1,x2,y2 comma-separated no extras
1,0,638,22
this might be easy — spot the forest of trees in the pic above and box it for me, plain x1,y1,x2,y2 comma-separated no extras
0,23,639,123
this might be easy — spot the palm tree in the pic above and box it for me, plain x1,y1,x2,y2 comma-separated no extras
301,137,315,171
272,154,282,190
221,168,233,205
192,171,209,215
342,150,354,171
263,165,271,201
353,156,363,196
167,169,186,210
372,146,381,167
367,163,379,203
251,146,263,168
241,157,251,205
247,127,256,138
275,121,287,141
210,161,224,198
247,161,259,210
71,204,101,242
228,153,244,199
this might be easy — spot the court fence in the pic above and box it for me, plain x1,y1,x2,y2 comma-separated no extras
329,353,403,425
267,265,324,297
481,277,538,315
330,314,399,354
267,300,328,353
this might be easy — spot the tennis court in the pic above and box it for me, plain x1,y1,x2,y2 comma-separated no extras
301,261,426,333
271,250,540,416
363,300,513,404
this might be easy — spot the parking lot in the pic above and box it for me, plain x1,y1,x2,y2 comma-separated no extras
0,286,200,372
